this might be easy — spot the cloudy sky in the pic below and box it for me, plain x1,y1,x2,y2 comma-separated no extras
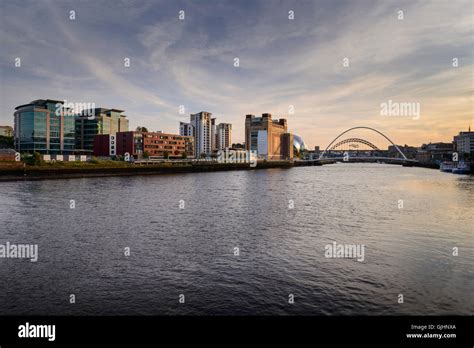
0,0,472,148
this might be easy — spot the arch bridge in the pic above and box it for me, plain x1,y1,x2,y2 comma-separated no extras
328,137,380,151
314,126,417,163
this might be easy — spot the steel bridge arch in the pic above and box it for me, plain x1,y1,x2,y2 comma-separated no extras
319,127,407,160
328,137,380,151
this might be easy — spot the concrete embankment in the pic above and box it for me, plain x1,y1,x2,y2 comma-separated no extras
0,160,298,181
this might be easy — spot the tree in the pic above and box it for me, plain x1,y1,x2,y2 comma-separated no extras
163,151,170,159
135,126,149,132
32,152,43,165
143,151,150,158
0,135,14,149
181,152,187,159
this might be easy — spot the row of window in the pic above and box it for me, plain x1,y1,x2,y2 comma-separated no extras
145,145,185,150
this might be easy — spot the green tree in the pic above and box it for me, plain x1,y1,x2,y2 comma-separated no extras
181,152,187,159
32,152,43,165
143,151,150,158
136,126,149,132
163,151,170,159
0,135,14,148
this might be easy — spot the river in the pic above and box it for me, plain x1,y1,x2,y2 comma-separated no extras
0,163,472,315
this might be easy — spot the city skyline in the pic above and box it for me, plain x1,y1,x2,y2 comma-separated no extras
0,0,472,149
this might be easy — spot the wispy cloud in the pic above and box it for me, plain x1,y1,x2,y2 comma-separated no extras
0,0,472,147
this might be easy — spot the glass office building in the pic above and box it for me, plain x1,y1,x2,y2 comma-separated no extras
75,108,129,151
14,99,75,154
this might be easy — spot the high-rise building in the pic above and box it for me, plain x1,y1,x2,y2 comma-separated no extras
179,122,194,137
245,113,293,160
75,108,129,151
190,111,212,157
216,123,232,150
454,128,474,155
211,118,217,151
14,99,75,154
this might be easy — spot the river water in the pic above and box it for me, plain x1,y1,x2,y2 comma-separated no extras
0,163,472,315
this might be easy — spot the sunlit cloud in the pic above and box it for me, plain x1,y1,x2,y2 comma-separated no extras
0,0,472,148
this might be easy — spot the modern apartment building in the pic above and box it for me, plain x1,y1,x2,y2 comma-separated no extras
190,111,212,157
454,128,474,155
115,131,144,157
14,99,75,154
142,132,194,158
179,122,194,137
216,123,232,150
75,108,129,151
211,118,217,151
245,113,293,160
95,131,194,158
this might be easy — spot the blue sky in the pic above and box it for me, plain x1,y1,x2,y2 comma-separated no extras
0,0,472,148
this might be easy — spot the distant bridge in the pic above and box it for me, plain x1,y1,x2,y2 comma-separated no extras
328,137,380,151
313,126,416,164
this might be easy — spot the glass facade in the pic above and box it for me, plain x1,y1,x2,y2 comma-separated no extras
14,100,75,154
14,101,128,154
250,131,259,150
75,108,129,151
75,118,99,150
63,116,75,152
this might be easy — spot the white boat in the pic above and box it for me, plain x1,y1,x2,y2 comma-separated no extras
440,162,454,172
452,161,470,175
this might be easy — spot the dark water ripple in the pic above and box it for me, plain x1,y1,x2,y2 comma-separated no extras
0,164,473,315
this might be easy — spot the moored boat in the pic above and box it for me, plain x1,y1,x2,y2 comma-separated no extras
452,161,470,175
440,161,454,172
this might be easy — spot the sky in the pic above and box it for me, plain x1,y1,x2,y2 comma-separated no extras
0,0,472,149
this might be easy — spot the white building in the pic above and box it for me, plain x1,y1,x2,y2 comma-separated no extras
454,128,474,154
216,123,232,150
190,111,212,157
179,122,194,137
211,118,217,151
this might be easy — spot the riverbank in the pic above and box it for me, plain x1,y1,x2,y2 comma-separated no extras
0,160,301,181
0,158,456,181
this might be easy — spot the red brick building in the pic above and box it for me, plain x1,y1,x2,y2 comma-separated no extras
93,131,194,158
93,134,113,157
141,132,194,158
116,131,143,157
